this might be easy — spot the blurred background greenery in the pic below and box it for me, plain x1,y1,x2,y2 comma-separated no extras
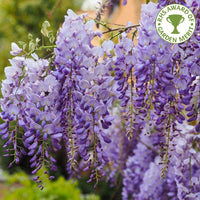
0,0,83,79
2,170,100,200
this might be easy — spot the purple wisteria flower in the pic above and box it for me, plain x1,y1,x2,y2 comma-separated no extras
120,0,200,199
122,128,162,200
101,107,131,186
0,52,62,188
54,9,116,180
123,0,127,6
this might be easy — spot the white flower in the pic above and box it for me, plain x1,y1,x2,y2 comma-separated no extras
10,42,23,56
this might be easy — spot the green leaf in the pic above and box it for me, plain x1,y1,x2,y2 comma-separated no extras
41,20,51,37
18,41,27,50
48,31,55,44
29,41,35,52
28,33,33,40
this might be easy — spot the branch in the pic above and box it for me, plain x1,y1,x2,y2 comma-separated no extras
102,24,140,34
93,18,140,34
28,45,57,56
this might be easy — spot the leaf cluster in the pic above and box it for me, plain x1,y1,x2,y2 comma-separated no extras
3,170,100,200
0,0,78,79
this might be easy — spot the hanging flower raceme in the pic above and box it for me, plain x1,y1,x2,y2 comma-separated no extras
101,106,132,187
0,50,62,188
121,0,200,199
122,129,161,200
112,31,137,141
167,122,200,199
174,0,200,134
133,2,177,134
54,9,116,181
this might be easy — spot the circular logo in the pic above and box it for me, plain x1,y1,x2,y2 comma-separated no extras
155,4,196,44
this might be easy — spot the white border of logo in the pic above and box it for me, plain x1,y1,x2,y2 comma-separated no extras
156,4,196,44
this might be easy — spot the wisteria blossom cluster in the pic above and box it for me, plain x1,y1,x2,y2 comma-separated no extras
120,0,200,199
0,53,62,188
0,0,199,199
53,10,117,180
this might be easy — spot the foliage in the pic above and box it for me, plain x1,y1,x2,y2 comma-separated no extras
78,176,122,200
0,0,80,79
3,170,99,200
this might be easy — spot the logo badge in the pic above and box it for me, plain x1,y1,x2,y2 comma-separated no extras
156,4,196,44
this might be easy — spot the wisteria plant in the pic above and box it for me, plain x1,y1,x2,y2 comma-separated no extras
0,0,200,199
